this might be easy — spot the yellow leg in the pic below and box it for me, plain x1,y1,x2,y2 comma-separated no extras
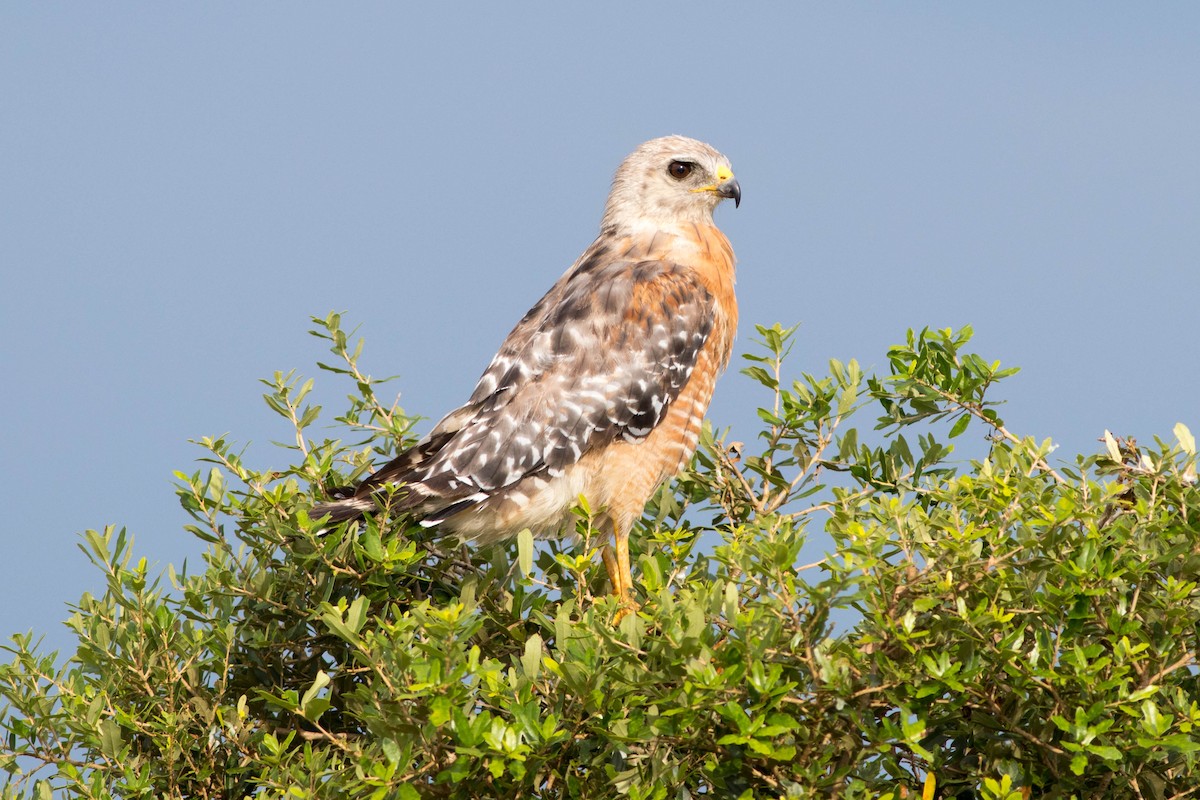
601,526,638,622
601,545,625,597
613,527,633,600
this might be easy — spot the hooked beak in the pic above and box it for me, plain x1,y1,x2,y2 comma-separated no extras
717,176,741,208
694,164,741,208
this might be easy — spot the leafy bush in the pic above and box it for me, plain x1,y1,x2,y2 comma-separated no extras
2,316,1198,799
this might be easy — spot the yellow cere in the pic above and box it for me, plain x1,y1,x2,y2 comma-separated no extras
692,164,735,194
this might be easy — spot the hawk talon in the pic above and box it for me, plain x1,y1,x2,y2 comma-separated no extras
612,600,639,625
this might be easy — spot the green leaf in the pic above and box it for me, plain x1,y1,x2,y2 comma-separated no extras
517,528,534,577
521,633,543,680
299,670,332,722
1088,744,1122,761
1140,700,1164,736
1153,734,1200,754
724,581,739,620
948,413,970,439
97,719,123,758
345,594,368,635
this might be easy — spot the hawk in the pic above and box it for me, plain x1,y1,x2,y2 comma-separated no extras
312,135,740,611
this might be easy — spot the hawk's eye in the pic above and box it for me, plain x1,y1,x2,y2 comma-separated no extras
667,161,694,180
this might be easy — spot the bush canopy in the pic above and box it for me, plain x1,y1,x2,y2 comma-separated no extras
2,316,1198,799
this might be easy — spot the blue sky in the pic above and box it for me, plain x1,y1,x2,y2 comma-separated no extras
2,5,1198,654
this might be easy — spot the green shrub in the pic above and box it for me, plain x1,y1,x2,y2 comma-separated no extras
2,316,1197,799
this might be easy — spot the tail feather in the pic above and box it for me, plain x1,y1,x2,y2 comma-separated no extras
310,428,487,527
310,483,483,529
418,491,490,527
309,496,378,524
310,481,437,526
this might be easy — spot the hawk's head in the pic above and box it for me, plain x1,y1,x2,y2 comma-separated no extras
601,135,740,231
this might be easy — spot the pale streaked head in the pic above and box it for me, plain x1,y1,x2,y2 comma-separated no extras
600,135,740,232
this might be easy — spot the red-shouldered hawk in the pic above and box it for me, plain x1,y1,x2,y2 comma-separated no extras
312,135,739,612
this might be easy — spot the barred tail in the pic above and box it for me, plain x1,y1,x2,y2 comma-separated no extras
309,496,378,524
